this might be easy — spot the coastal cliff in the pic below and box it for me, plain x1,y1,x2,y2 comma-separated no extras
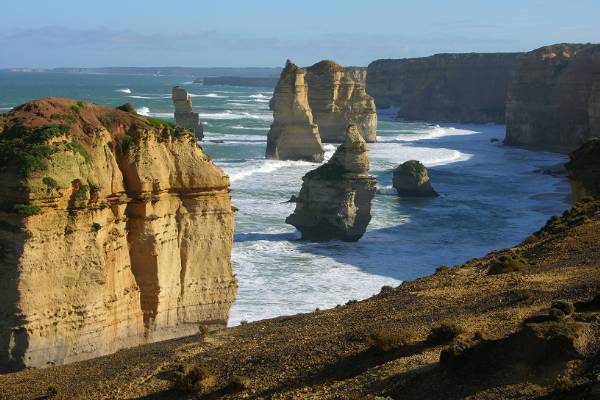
505,43,600,151
566,138,600,202
366,53,521,123
265,61,324,162
0,98,236,370
286,124,376,241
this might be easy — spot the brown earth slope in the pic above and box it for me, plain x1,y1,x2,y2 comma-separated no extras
1,197,599,399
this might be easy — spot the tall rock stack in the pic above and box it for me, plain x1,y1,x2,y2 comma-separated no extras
266,61,324,162
393,160,438,197
286,124,376,241
172,86,203,140
304,61,377,143
0,98,236,369
505,43,600,151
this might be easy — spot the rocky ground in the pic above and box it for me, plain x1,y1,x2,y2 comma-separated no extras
1,199,600,399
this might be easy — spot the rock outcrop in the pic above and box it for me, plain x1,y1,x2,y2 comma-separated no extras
366,53,522,123
265,61,324,162
393,160,438,197
566,138,600,202
0,98,236,370
505,44,600,151
304,61,377,143
286,124,376,241
172,86,203,140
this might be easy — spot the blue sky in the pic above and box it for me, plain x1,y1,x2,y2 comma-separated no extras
2,0,599,68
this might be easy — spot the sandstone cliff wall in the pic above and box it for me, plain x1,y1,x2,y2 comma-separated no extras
505,44,600,151
566,138,600,202
0,98,236,370
304,61,377,143
366,53,521,123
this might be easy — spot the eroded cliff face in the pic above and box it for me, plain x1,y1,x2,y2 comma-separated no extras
0,98,236,370
286,124,376,241
305,61,377,143
172,86,203,140
566,138,600,202
366,53,521,123
266,61,324,162
505,44,600,151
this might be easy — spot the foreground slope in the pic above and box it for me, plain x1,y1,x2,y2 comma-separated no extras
1,196,599,399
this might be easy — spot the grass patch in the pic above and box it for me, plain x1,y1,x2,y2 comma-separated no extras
99,115,114,130
551,300,575,316
171,364,215,394
427,322,465,345
50,113,76,123
42,176,60,190
145,116,176,129
13,204,42,216
68,139,91,163
488,252,529,275
369,329,413,352
70,105,81,115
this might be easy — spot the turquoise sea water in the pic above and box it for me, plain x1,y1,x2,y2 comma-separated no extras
0,71,571,325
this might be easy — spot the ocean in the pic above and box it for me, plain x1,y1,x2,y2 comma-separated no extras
0,71,571,325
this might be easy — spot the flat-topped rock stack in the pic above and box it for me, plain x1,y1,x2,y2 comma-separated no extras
172,86,203,140
286,124,376,241
0,98,236,370
266,60,324,162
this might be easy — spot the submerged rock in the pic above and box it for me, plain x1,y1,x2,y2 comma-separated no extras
0,98,236,369
172,86,203,140
286,124,376,241
566,138,600,202
305,60,377,143
393,160,438,197
266,60,324,162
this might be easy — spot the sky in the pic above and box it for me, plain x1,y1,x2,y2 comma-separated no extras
2,0,600,68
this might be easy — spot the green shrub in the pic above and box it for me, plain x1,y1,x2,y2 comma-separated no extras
145,116,175,128
427,322,465,345
99,201,110,210
99,115,114,130
346,299,358,305
47,385,58,397
369,329,413,352
13,204,42,216
70,105,81,114
171,364,215,393
42,176,59,189
50,113,76,123
229,375,251,391
436,265,449,273
77,101,85,108
551,300,575,316
118,134,133,153
549,308,566,321
91,223,102,232
68,139,91,163
488,252,529,275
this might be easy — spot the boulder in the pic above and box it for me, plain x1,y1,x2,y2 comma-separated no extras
0,98,236,369
286,124,376,241
505,43,600,151
172,86,203,140
266,61,324,162
566,138,600,202
393,160,438,197
305,61,377,143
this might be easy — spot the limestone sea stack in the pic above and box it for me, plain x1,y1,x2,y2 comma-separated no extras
0,98,236,369
366,53,522,123
393,160,438,197
566,138,600,202
305,61,377,143
266,61,324,162
286,124,376,241
505,44,600,151
172,86,203,140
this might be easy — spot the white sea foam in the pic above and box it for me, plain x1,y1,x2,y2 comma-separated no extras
128,95,170,99
189,93,226,98
377,126,478,143
0,107,12,111
116,88,132,94
204,132,266,143
227,159,313,183
199,111,273,121
231,125,269,131
249,93,270,99
135,106,150,116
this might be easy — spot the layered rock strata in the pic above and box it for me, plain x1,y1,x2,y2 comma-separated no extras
366,53,522,123
0,98,236,370
566,138,600,202
304,61,377,143
393,160,438,197
266,61,324,162
286,124,376,241
505,44,600,151
172,86,203,140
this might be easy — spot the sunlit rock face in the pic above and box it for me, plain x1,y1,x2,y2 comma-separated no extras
172,86,203,140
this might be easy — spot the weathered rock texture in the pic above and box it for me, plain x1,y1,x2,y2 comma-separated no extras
366,53,522,123
566,138,600,202
0,98,236,370
393,160,438,197
172,86,203,140
286,124,376,241
505,44,600,151
304,61,377,143
266,61,324,162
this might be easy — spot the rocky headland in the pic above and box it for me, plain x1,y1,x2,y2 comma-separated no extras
172,86,203,140
305,60,377,143
0,98,236,370
566,138,600,202
265,61,324,162
285,124,376,241
393,160,438,197
505,43,600,151
366,53,522,123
